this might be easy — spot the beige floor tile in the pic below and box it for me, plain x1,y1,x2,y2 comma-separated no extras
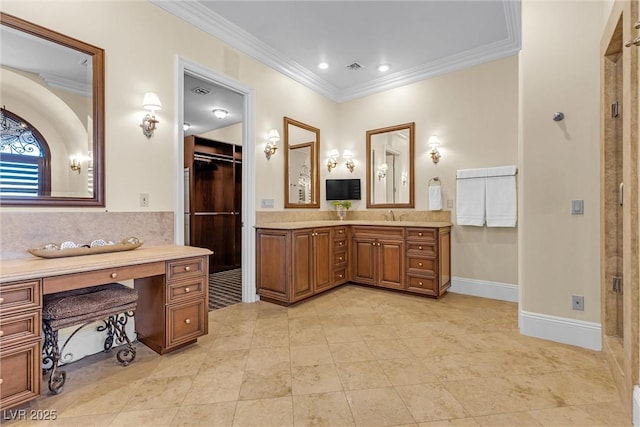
238,368,292,400
377,358,437,386
251,329,290,348
291,364,343,395
317,315,356,328
198,349,249,376
355,325,397,340
329,341,376,363
290,344,334,367
233,396,294,427
148,351,206,378
245,346,290,371
365,339,413,360
292,391,355,426
41,413,117,426
474,411,543,427
395,383,469,423
210,334,252,351
529,369,620,406
323,326,364,343
443,375,561,416
288,325,327,346
122,376,193,411
56,379,145,417
402,335,475,358
109,407,179,427
577,400,632,426
336,360,392,390
419,418,480,427
526,406,608,426
172,401,236,427
345,387,415,426
182,370,244,405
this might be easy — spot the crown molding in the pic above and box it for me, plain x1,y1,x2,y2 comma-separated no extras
39,73,91,96
151,0,521,103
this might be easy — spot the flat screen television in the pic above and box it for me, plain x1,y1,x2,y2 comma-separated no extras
326,179,361,200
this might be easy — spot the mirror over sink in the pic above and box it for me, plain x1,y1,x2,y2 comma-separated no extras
284,117,320,208
0,13,105,206
366,122,415,208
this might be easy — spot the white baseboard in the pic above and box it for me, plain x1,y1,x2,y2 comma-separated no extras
634,385,640,427
52,319,137,367
519,309,601,351
449,277,519,302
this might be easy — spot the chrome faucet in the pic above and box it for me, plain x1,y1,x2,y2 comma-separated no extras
388,209,395,221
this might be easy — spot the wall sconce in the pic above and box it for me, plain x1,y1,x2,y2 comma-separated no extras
327,149,339,172
343,149,355,173
264,129,280,160
69,154,82,173
140,92,161,138
212,109,228,119
428,135,441,164
377,163,388,180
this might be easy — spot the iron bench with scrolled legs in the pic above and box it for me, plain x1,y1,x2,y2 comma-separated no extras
41,282,138,394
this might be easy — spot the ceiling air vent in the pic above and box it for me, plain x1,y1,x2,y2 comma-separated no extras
345,62,364,71
191,87,211,95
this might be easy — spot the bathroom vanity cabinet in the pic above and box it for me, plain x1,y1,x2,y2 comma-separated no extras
256,221,451,305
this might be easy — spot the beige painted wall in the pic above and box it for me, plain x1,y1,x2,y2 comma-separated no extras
520,0,603,322
337,57,519,285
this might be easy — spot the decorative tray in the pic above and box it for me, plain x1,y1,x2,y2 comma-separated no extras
28,237,143,259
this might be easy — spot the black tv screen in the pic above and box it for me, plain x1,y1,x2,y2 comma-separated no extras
326,179,361,200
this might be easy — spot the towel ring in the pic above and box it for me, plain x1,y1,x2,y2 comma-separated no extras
428,177,440,186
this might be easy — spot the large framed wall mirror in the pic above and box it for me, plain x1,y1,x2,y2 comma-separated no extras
284,117,320,208
0,13,105,206
366,122,415,208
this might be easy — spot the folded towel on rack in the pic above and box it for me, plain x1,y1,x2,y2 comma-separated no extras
428,185,442,211
485,166,517,227
456,169,485,226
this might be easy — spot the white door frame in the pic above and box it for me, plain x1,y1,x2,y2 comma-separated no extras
175,56,257,303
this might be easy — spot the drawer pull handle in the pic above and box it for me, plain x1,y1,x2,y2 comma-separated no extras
185,266,191,272
0,297,4,304
110,273,118,279
339,256,343,261
419,281,424,286
418,262,423,267
339,274,343,278
339,230,344,234
0,379,3,385
185,287,190,293
339,242,343,246
418,232,423,236
372,242,376,246
0,330,3,337
185,318,191,324
418,246,423,250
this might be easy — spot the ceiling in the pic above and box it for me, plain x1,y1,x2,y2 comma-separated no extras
153,0,521,103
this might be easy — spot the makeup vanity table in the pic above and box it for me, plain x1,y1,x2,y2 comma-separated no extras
0,245,211,410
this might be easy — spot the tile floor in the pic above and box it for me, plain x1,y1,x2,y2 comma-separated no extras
4,285,630,426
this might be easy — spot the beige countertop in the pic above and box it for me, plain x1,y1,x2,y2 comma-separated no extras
255,220,453,230
0,245,212,284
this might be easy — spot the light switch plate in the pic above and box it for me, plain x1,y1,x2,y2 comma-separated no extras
571,199,584,215
261,198,274,208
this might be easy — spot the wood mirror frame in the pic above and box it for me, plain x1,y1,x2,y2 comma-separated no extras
0,13,105,207
283,117,320,208
366,122,415,208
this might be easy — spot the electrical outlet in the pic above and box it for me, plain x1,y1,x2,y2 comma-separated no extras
261,198,274,208
140,193,149,207
446,199,454,209
572,295,584,311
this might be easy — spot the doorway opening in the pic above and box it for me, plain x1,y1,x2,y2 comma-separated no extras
176,58,257,309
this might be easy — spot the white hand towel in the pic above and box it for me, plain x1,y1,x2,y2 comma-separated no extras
485,165,517,227
428,186,442,211
456,169,486,226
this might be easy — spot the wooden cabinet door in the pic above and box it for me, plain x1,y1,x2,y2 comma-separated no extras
291,230,314,301
256,230,289,302
313,228,333,292
377,239,405,289
353,236,376,284
0,340,40,410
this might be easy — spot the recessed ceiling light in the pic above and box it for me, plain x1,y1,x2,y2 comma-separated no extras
377,64,391,72
318,62,329,70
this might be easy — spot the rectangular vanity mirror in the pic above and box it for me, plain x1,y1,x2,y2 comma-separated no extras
284,117,320,208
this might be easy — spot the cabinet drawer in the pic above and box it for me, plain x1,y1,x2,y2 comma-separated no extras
333,251,347,266
0,339,40,410
167,277,206,304
334,227,348,237
352,226,404,239
0,281,41,316
406,243,436,256
334,238,347,250
167,257,206,282
407,257,436,273
406,228,436,241
333,269,348,284
406,275,437,295
167,299,207,348
0,311,41,347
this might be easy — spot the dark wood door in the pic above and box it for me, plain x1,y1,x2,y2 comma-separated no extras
377,238,404,289
313,227,333,292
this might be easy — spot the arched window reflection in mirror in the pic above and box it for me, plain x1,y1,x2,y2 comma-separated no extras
366,122,415,208
284,117,320,208
0,13,104,206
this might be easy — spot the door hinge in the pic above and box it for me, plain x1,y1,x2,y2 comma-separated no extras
611,101,620,118
613,276,623,293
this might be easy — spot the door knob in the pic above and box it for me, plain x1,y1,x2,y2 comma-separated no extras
110,272,117,279
185,318,191,324
625,36,640,47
